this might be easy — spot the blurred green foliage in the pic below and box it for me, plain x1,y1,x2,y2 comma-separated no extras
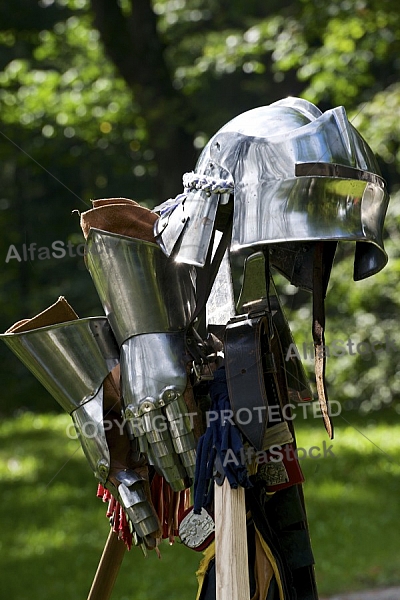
1,1,399,597
297,409,400,593
0,0,399,417
0,412,200,599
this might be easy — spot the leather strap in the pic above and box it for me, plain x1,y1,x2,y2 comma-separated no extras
225,313,283,451
312,242,334,439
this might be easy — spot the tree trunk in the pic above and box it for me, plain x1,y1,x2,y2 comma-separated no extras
90,0,197,201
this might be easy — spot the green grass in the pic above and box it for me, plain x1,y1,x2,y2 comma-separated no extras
1,409,400,599
295,409,400,595
0,413,199,600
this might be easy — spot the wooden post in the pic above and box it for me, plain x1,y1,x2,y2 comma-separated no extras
214,479,250,600
87,529,126,600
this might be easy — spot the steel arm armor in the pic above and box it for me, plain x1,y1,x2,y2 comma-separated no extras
0,316,159,542
85,228,198,491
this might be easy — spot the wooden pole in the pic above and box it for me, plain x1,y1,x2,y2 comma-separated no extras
214,479,250,600
87,529,126,600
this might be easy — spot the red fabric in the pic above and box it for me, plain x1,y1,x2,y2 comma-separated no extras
96,477,190,550
261,443,305,492
150,474,191,544
96,484,133,550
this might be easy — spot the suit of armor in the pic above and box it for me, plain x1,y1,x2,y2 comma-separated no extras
1,98,389,598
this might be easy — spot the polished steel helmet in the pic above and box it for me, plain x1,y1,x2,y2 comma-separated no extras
155,97,389,291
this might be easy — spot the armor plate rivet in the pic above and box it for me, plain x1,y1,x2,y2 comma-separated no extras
125,404,136,419
163,389,177,401
97,459,109,480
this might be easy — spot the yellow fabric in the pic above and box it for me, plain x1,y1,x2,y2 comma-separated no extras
194,526,284,600
255,527,285,600
250,529,274,600
262,421,293,449
195,541,216,600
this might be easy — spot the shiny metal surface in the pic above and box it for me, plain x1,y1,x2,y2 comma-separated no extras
236,251,268,311
115,470,142,487
165,396,197,478
85,229,196,344
231,173,387,282
155,189,221,267
117,484,158,537
295,161,384,183
0,317,120,484
72,388,111,482
0,317,119,414
178,508,215,549
206,233,236,326
120,332,196,490
212,101,388,283
113,470,160,538
120,332,188,413
155,97,389,287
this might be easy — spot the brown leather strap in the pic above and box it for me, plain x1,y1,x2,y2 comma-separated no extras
80,198,158,243
6,296,78,333
312,243,334,439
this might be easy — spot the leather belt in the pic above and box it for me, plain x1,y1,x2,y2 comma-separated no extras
224,311,283,451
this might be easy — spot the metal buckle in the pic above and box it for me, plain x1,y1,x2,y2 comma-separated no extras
231,299,275,340
192,360,214,384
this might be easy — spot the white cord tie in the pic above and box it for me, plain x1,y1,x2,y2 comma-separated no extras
182,171,234,194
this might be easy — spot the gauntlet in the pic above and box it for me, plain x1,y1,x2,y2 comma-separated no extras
84,228,197,491
81,199,199,493
0,297,160,545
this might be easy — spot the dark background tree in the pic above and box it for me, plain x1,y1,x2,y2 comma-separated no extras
0,0,399,415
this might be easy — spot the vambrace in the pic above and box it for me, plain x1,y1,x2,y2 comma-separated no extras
1,317,118,481
85,228,198,491
0,312,160,542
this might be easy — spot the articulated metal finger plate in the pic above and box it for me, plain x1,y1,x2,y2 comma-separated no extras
121,333,197,491
111,470,160,540
84,230,198,492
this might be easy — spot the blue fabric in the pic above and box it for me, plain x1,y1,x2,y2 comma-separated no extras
193,367,252,513
152,192,187,217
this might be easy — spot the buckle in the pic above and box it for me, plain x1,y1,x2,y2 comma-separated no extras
230,299,275,339
192,360,214,384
